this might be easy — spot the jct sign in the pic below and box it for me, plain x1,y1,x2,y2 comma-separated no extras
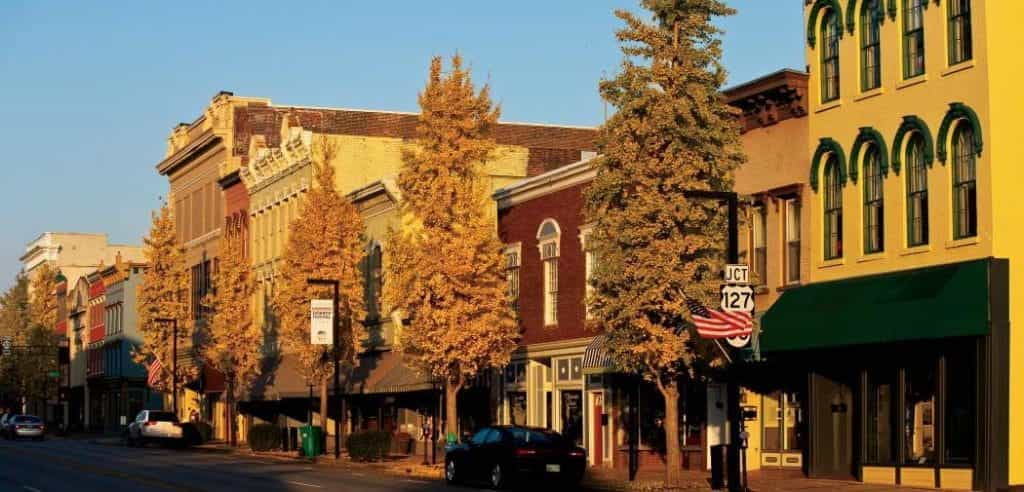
724,264,749,285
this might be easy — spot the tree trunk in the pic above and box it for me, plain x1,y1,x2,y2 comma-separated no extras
659,379,683,488
320,375,329,430
444,380,461,443
227,377,236,447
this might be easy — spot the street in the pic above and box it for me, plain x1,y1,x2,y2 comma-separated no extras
0,439,480,492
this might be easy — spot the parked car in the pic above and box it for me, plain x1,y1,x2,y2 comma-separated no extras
6,415,44,441
0,413,11,438
444,426,586,489
126,410,183,447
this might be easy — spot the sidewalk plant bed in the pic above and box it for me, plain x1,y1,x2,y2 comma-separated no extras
248,424,281,452
345,430,392,461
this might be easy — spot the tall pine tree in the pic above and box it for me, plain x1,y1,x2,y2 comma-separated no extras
584,1,744,485
274,139,366,434
385,55,518,439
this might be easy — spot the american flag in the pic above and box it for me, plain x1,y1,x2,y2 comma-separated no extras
686,297,753,339
146,357,163,388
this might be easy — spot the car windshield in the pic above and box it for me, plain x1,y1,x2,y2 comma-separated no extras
510,428,565,446
13,416,40,424
148,412,178,422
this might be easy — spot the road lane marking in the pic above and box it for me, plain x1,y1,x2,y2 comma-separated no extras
286,481,323,488
23,487,41,492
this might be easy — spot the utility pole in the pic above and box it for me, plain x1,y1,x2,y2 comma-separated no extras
308,278,341,460
155,318,178,417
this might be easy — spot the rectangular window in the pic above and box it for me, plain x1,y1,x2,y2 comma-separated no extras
505,249,520,315
944,348,975,465
907,141,929,247
861,2,882,91
863,154,885,254
581,230,596,319
903,0,926,79
752,206,767,286
904,361,937,465
785,200,801,284
821,12,841,102
948,0,972,65
541,242,559,326
865,369,896,464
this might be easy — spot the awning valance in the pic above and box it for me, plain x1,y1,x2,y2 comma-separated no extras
582,335,613,375
760,259,993,353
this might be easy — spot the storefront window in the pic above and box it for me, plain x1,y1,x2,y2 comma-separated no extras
561,390,583,446
762,391,802,452
945,348,975,465
866,369,896,464
763,391,782,450
508,392,527,426
904,363,936,465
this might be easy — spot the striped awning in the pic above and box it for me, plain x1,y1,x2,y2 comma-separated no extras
582,335,613,375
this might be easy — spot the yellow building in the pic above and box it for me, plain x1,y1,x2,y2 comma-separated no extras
759,1,1024,490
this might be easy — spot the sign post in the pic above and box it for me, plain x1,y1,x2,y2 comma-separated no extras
310,299,334,345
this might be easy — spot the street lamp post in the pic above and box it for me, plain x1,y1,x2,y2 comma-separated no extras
155,318,178,416
307,278,341,460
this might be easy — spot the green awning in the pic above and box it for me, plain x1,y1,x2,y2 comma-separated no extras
760,259,992,353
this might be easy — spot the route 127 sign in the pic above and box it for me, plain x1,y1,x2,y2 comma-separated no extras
722,264,755,348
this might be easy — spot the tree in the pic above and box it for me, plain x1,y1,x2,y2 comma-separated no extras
584,0,745,486
28,263,59,331
385,55,519,439
274,139,366,436
135,203,192,397
202,225,260,446
0,272,58,414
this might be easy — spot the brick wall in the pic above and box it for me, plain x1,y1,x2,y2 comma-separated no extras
498,182,591,346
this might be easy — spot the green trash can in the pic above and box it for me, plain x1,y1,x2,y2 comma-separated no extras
300,426,323,457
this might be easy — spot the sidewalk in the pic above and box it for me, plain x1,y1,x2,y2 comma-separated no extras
583,468,940,492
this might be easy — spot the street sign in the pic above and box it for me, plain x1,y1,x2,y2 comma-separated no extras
726,334,751,348
720,285,755,313
310,299,334,345
724,264,750,285
47,370,60,378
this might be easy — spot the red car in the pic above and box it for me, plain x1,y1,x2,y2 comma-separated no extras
444,426,586,489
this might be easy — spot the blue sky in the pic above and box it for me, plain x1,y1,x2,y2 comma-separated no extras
0,1,803,287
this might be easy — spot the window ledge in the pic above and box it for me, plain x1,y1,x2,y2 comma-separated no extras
857,252,888,263
854,88,885,102
815,99,843,114
818,258,845,269
941,59,975,77
899,244,932,256
946,236,979,249
896,74,928,90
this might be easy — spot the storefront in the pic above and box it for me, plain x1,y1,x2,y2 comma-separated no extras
757,259,1009,491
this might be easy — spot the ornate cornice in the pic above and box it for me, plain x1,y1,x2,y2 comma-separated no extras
239,123,314,194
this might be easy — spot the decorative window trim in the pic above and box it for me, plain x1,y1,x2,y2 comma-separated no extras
850,126,891,180
891,115,935,174
936,102,983,164
807,0,845,48
537,219,561,326
503,243,522,316
810,137,849,192
847,0,886,34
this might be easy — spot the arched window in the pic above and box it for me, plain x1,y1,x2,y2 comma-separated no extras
863,145,885,253
903,0,926,79
860,0,882,91
537,220,560,326
948,0,972,65
906,134,929,246
952,123,977,239
821,9,842,102
365,242,383,319
824,155,844,259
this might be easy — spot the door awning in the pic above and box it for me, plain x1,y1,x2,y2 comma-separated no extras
582,335,613,375
760,259,993,353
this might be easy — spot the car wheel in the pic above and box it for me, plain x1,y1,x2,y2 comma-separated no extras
444,458,458,484
490,463,505,490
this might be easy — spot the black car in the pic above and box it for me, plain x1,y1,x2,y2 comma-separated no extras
444,426,586,489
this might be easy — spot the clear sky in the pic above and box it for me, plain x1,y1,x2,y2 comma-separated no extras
0,0,803,287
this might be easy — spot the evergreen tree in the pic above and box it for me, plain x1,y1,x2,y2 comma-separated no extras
202,226,260,446
135,203,192,397
385,55,519,439
584,0,745,485
274,139,366,434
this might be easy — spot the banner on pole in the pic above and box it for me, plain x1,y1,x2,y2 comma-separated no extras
310,299,334,345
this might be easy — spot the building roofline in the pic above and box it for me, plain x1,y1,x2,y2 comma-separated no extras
722,68,808,96
493,155,598,208
269,103,597,131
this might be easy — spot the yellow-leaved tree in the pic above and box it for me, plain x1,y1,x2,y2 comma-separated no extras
135,203,192,397
385,55,519,439
28,263,59,331
202,225,259,446
584,0,745,486
273,140,366,434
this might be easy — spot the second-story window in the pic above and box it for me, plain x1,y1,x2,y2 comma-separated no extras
861,0,882,91
537,220,560,326
906,134,930,247
784,199,801,284
948,0,973,65
752,205,767,287
903,0,926,79
580,228,596,319
504,247,520,315
820,9,841,102
863,145,885,254
824,155,844,260
952,123,978,239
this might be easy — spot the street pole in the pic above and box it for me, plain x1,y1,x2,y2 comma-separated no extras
308,279,342,460
156,318,179,417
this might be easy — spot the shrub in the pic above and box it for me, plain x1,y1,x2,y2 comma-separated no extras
346,430,392,461
391,432,413,455
248,424,281,452
194,421,214,443
180,422,214,446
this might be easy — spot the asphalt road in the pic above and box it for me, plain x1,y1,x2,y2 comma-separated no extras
0,438,508,492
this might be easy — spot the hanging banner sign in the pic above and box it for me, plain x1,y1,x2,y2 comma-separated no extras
310,299,334,345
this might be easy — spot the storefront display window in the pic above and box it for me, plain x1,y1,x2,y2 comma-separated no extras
866,369,895,464
944,348,975,465
508,391,527,426
904,362,936,465
561,390,583,446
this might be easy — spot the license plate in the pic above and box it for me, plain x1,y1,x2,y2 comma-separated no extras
545,464,561,473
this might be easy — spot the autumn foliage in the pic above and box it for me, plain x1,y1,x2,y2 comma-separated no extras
584,0,745,486
385,55,519,436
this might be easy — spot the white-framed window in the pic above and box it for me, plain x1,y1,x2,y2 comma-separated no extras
578,226,595,319
503,244,521,315
784,199,802,284
752,205,767,286
537,219,561,326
